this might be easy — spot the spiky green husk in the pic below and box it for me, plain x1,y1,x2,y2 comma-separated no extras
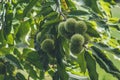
65,18,76,33
83,33,90,44
71,34,85,46
41,39,54,53
70,34,84,54
58,22,73,39
75,21,87,34
70,44,83,54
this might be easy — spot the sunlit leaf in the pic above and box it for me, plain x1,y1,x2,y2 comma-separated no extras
111,7,120,18
0,47,13,56
91,46,120,78
7,34,14,45
99,0,111,17
77,51,86,73
84,50,98,80
93,52,120,79
86,21,100,37
16,21,31,44
110,27,120,40
65,0,76,10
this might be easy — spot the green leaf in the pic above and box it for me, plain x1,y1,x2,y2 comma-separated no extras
41,2,55,8
112,48,120,56
93,42,120,56
62,38,70,57
0,30,6,47
65,0,76,10
57,64,69,80
111,7,120,18
93,53,120,79
38,6,53,16
26,51,49,71
7,34,14,45
13,48,21,58
23,48,34,56
15,8,24,20
77,51,86,73
26,51,41,68
53,71,60,80
91,46,120,73
16,21,30,44
24,63,38,79
93,54,110,72
99,1,111,17
44,11,58,20
4,10,13,37
38,18,61,43
56,48,68,80
0,62,5,75
5,62,15,74
108,18,120,24
103,0,116,5
83,0,102,15
86,21,100,37
23,0,38,17
5,54,22,69
42,18,61,28
69,10,90,15
84,50,98,80
12,21,20,36
0,47,14,56
16,72,26,80
110,27,120,40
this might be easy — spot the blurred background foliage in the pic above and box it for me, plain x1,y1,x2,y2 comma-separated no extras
0,0,120,80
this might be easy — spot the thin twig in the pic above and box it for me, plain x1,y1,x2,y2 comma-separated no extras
57,0,67,21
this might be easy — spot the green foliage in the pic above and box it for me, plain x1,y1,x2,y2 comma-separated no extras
0,0,120,80
5,54,22,69
92,46,120,79
15,8,23,20
0,62,5,74
86,21,100,37
77,51,86,73
23,0,38,17
85,51,98,80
